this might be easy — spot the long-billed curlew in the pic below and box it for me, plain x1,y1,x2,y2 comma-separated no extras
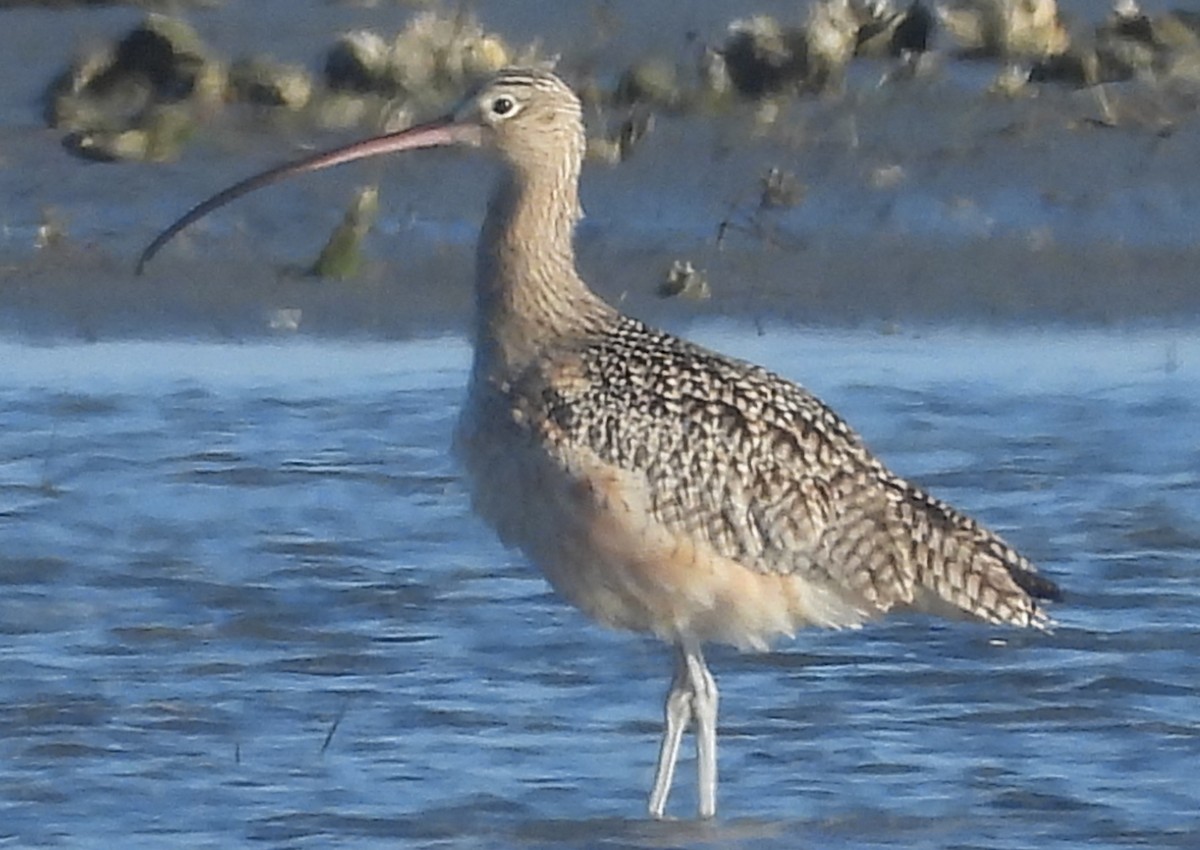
139,68,1061,819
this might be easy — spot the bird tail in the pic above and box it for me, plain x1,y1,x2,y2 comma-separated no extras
892,483,1062,629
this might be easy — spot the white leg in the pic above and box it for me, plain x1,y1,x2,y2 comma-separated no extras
648,647,691,818
683,642,719,819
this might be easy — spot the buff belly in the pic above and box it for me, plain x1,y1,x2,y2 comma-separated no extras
456,411,870,650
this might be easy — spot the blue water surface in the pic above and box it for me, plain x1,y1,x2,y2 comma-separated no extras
0,326,1198,849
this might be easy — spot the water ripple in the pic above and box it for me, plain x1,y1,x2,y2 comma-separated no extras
0,328,1197,847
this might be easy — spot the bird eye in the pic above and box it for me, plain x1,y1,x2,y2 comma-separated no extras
491,96,516,117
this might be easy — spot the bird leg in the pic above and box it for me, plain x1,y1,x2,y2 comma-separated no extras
686,643,719,819
647,641,720,819
648,647,692,818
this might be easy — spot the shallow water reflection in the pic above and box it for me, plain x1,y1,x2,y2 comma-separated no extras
1,327,1198,848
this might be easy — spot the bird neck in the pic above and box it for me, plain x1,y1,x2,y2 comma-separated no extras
472,161,614,379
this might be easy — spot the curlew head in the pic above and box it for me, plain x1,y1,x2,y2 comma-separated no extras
136,67,584,273
464,67,586,176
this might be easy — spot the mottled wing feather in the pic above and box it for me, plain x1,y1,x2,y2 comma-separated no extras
517,316,1057,628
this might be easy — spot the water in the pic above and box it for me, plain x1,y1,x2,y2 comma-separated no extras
1,327,1198,849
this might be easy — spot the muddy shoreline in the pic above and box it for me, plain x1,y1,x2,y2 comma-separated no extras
2,1,1199,340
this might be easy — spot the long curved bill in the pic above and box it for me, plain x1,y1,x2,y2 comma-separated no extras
136,115,480,274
